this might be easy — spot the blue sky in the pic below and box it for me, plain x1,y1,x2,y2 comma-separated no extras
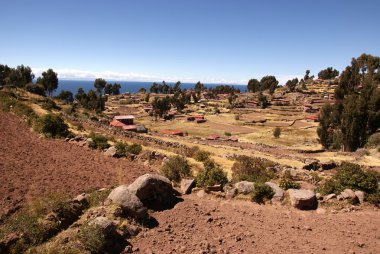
1,0,379,84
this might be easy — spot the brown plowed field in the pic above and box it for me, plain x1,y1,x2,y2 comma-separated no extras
0,111,154,217
131,194,380,254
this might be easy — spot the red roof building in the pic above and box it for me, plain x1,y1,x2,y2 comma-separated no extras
160,130,184,136
122,125,138,131
110,120,126,127
114,115,135,125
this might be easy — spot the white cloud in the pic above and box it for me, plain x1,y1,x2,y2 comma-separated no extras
32,67,302,85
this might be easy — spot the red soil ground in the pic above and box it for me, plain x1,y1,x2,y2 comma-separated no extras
0,111,154,218
131,194,380,254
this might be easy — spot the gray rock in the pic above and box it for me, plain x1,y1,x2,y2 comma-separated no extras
86,138,94,146
234,181,254,194
324,193,336,201
354,190,365,204
287,189,317,210
265,182,284,202
224,186,237,199
72,193,87,204
104,146,117,157
337,189,357,201
315,193,323,200
127,174,173,203
89,216,115,235
107,185,148,219
180,179,195,195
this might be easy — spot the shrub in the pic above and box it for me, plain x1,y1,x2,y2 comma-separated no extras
41,98,60,111
34,114,69,138
115,142,128,157
225,132,232,136
366,190,380,207
25,83,46,96
77,224,106,253
88,133,110,150
126,143,142,155
235,114,240,121
231,156,276,183
273,127,281,138
366,133,380,148
161,155,192,183
194,150,211,162
251,182,274,203
279,178,300,190
184,146,200,157
196,160,228,187
318,162,379,195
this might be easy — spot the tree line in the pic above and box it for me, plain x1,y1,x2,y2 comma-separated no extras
317,54,380,152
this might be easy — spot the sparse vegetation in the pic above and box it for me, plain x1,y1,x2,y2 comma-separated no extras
196,160,228,187
126,143,142,155
251,182,274,204
161,155,192,183
318,162,379,196
194,150,211,162
232,156,276,183
273,127,281,138
77,224,106,253
34,114,69,138
87,133,110,150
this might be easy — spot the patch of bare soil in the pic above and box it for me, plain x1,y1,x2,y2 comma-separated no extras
131,194,380,254
0,111,154,217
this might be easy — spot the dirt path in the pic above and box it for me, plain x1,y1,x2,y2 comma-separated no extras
130,194,380,254
0,111,154,217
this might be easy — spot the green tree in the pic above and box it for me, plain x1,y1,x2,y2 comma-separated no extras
104,83,113,95
318,67,339,80
37,69,58,96
285,78,298,92
257,92,268,109
111,83,121,95
139,87,147,93
273,127,281,138
94,78,106,96
260,76,278,95
56,90,74,103
247,78,260,92
0,64,11,86
6,65,35,87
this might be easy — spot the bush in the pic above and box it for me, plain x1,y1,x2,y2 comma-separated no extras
41,98,60,111
194,150,211,162
77,224,106,253
279,178,300,190
161,155,192,183
184,146,200,157
273,127,281,138
225,132,232,136
366,133,380,148
115,142,128,157
34,114,69,138
126,143,142,155
366,190,380,207
196,160,228,187
251,182,274,203
88,133,110,150
25,83,46,96
231,156,276,183
319,162,379,195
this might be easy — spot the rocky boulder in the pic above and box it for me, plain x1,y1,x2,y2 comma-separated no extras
104,146,118,157
287,189,317,210
127,174,173,204
337,189,358,203
354,190,365,204
265,182,284,202
107,185,148,219
180,179,195,195
234,181,254,194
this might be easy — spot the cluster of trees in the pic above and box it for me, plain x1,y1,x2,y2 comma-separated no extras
75,87,105,111
104,83,121,95
318,67,339,80
150,81,182,94
247,76,279,95
285,78,299,92
151,90,192,117
0,64,58,96
318,54,380,151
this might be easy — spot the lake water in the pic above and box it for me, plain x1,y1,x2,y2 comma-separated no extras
54,80,247,95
